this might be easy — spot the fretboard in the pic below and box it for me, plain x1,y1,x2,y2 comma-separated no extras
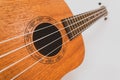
61,6,108,40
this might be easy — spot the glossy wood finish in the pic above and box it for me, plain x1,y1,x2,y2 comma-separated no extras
0,0,85,80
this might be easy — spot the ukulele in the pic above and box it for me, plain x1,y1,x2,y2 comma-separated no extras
0,0,108,80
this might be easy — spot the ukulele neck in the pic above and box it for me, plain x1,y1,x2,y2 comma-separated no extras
62,6,108,40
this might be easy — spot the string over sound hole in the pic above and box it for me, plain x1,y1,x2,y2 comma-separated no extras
33,23,62,57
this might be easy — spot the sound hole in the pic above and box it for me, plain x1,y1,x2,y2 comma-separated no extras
33,23,62,57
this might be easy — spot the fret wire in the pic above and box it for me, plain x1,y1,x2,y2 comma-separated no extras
65,19,74,37
75,15,81,32
68,17,76,36
72,16,80,34
62,19,73,39
71,16,78,35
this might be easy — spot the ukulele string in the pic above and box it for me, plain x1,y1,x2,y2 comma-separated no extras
0,10,106,73
0,7,103,44
29,11,107,78
10,11,106,80
11,12,106,80
0,8,105,58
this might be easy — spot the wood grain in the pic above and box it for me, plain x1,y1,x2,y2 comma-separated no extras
0,0,85,80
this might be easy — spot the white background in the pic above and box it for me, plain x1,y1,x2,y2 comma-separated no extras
62,0,120,80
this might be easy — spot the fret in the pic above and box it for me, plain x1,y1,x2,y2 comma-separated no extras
66,19,75,38
74,16,80,27
75,15,81,32
72,16,80,34
62,19,73,39
67,18,75,36
85,24,88,29
81,15,84,19
70,17,78,35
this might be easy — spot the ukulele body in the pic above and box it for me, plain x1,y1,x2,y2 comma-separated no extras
0,0,85,80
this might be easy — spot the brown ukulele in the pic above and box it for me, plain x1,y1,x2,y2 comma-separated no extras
0,0,108,80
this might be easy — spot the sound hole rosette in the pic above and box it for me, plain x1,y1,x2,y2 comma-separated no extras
24,16,66,64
